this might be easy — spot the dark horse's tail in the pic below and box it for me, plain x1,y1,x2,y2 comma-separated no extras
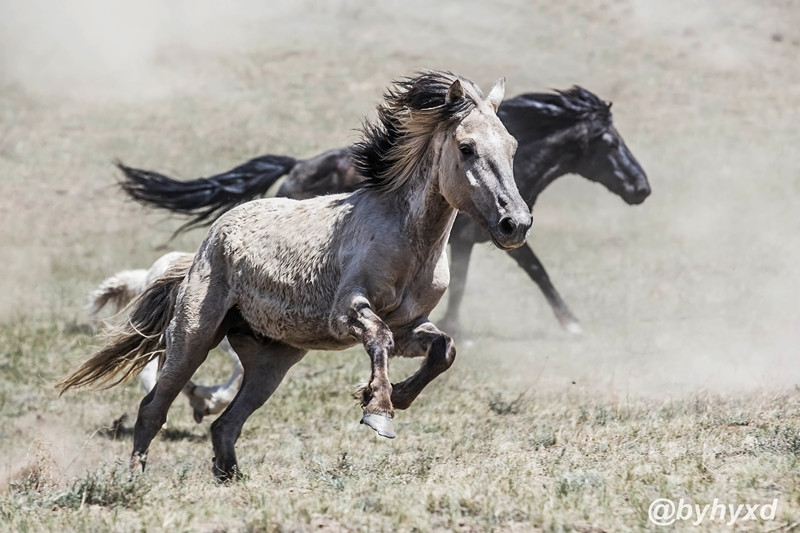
57,255,194,394
118,154,298,235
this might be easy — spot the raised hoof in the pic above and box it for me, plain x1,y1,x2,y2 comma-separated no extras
193,409,205,424
361,413,396,439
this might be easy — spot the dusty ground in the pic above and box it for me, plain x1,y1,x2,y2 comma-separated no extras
1,0,799,531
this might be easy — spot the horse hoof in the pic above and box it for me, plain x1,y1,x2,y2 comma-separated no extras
564,321,583,335
361,413,396,439
193,409,204,424
130,452,147,472
212,459,242,482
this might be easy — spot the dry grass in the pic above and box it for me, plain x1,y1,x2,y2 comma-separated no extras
2,0,800,531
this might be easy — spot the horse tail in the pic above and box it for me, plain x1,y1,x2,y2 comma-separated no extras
117,154,298,235
87,268,149,318
58,255,194,394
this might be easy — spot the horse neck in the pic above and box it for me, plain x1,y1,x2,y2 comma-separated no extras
515,130,583,205
398,145,458,256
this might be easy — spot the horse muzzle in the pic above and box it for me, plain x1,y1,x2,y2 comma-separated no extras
623,181,651,205
490,212,532,250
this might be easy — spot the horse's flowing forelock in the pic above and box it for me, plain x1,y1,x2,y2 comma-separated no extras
352,71,482,191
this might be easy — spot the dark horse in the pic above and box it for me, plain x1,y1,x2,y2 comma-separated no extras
120,86,650,334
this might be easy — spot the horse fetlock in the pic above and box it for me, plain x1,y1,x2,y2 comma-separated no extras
361,380,393,411
212,456,242,482
130,450,147,472
553,305,582,334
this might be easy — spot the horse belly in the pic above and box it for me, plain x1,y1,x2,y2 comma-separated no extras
234,285,354,351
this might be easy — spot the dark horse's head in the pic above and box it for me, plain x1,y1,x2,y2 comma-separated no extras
499,86,651,205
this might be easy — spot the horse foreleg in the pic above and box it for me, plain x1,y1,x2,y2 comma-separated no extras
389,319,456,410
335,294,395,438
507,244,583,335
439,236,474,334
210,334,304,482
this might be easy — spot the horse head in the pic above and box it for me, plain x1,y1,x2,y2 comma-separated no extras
557,89,650,205
438,77,532,250
574,122,651,205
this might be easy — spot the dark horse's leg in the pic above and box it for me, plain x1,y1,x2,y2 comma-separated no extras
506,244,582,334
389,319,456,410
439,236,474,334
210,333,305,481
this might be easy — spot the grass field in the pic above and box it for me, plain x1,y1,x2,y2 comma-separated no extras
1,0,799,531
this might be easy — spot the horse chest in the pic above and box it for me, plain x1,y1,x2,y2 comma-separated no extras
378,259,449,327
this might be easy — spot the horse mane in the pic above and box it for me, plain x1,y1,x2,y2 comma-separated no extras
498,86,612,145
351,70,483,192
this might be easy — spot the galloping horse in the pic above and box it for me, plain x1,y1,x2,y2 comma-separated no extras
59,71,532,480
120,86,650,334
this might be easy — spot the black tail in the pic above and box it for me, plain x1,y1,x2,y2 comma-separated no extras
118,154,298,235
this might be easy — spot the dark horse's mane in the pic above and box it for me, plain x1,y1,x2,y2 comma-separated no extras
351,70,482,191
498,86,612,146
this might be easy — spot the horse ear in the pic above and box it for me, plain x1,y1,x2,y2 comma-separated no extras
486,77,506,111
445,79,465,105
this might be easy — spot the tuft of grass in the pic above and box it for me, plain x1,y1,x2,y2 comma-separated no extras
488,391,526,415
9,439,59,495
51,464,150,510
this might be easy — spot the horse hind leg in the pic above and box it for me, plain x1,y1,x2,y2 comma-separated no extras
131,325,226,470
210,333,305,482
131,272,231,471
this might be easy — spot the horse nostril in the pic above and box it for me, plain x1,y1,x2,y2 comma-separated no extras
498,216,517,236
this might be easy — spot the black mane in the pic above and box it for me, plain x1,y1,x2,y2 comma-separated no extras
497,86,612,145
351,71,480,190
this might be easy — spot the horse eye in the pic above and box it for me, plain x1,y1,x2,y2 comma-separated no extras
459,143,475,156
